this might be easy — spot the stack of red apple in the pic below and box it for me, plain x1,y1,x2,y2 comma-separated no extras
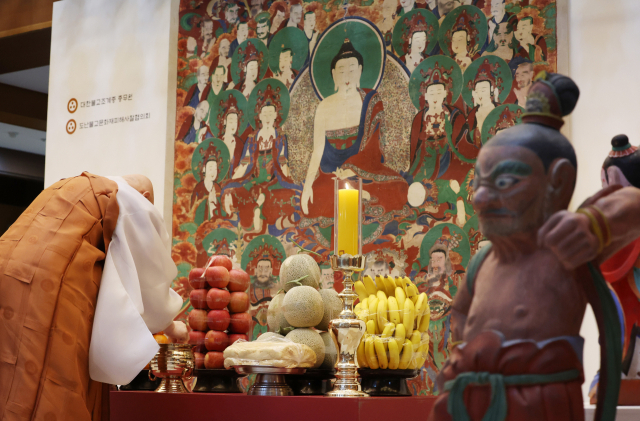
187,255,251,370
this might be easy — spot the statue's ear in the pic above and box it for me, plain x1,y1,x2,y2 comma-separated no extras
547,158,576,210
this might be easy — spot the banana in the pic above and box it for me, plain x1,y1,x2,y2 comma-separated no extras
395,287,406,321
387,296,401,325
409,283,420,297
394,323,406,348
368,296,378,323
376,297,388,333
403,298,415,338
365,336,379,369
394,276,404,289
410,331,421,352
366,320,376,335
357,339,368,368
374,275,386,292
354,281,369,302
354,303,362,314
402,277,413,294
373,336,389,369
399,339,413,369
363,275,378,296
381,322,395,339
376,290,387,301
383,276,396,297
417,305,431,333
414,292,427,328
388,338,400,369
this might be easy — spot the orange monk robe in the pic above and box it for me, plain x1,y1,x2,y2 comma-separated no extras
0,173,118,421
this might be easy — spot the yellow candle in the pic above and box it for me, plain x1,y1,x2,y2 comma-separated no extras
337,188,359,255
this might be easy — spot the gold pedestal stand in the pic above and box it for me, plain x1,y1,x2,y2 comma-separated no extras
148,344,195,393
326,254,368,397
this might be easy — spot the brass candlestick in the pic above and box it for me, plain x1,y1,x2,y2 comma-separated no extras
326,176,368,397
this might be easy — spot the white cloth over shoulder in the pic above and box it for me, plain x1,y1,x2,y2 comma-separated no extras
89,176,183,385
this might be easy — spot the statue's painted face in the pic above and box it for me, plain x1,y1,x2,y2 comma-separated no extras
197,66,209,85
410,31,427,55
515,64,533,90
219,39,230,57
205,161,218,182
430,251,446,274
601,166,632,188
259,105,277,128
279,50,293,73
451,30,469,55
516,19,533,42
225,113,238,135
473,145,547,238
290,5,303,24
257,21,269,39
304,13,316,32
237,23,249,42
472,80,493,106
491,0,505,19
246,60,259,82
425,84,447,108
332,57,362,92
494,22,510,48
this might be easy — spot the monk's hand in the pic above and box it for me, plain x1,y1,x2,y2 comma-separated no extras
164,321,189,343
537,210,600,270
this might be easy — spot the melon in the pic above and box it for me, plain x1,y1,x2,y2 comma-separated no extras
282,286,324,328
281,254,321,292
320,331,338,369
267,292,290,332
315,289,343,331
285,328,325,369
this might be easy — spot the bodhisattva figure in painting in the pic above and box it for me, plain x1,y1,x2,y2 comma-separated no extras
237,43,263,99
273,48,297,89
191,144,223,220
467,59,501,148
429,73,640,421
400,13,433,74
301,39,408,219
225,83,298,232
217,95,245,174
447,9,480,72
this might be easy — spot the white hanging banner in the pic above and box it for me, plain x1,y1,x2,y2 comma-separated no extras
45,0,179,226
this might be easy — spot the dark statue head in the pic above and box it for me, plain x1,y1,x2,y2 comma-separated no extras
474,72,580,239
602,134,640,188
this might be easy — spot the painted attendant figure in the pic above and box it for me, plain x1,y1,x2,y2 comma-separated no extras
446,9,480,72
430,73,640,421
184,65,212,108
399,13,434,74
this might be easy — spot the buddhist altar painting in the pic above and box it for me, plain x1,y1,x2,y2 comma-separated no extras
172,0,557,395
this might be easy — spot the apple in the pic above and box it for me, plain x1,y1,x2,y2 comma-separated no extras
194,352,205,369
229,312,251,334
188,309,208,332
228,269,250,292
204,351,225,369
229,333,248,345
205,330,229,351
211,255,233,271
190,289,208,309
188,268,208,289
206,288,231,310
228,292,249,313
207,309,230,331
189,330,207,353
206,266,230,289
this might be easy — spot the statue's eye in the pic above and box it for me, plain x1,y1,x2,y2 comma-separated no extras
495,175,518,190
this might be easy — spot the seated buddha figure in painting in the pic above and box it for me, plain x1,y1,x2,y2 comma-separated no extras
429,73,640,421
300,39,408,219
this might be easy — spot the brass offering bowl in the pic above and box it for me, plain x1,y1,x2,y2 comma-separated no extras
148,344,195,393
234,366,306,396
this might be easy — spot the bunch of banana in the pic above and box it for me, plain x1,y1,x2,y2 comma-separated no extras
354,275,430,370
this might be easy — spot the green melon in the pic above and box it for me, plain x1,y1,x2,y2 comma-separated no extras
285,328,325,369
282,286,324,328
315,289,343,331
267,291,290,332
320,331,338,369
281,254,321,292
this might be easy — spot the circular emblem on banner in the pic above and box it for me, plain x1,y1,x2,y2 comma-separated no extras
66,120,77,134
67,98,78,113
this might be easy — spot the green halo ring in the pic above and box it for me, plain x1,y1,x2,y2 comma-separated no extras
408,55,463,110
392,9,440,58
247,78,291,130
231,38,270,85
268,27,310,74
419,223,470,270
209,89,249,138
241,235,287,275
180,12,200,33
310,17,385,100
481,104,525,145
437,5,488,57
461,55,513,107
191,137,231,183
202,228,238,258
